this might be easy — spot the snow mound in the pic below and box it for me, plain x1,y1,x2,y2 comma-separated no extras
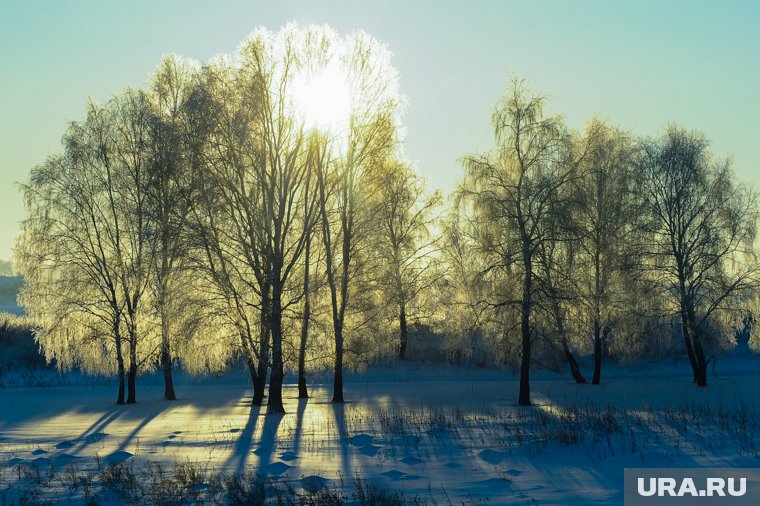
348,434,374,446
357,444,380,457
400,456,423,466
85,432,108,443
301,475,330,492
266,462,292,476
382,470,406,480
478,449,505,465
104,450,133,464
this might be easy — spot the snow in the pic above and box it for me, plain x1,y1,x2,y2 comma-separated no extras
1,359,760,504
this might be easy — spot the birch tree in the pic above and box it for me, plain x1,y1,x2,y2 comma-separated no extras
368,160,441,360
640,126,758,386
18,90,155,404
461,79,576,406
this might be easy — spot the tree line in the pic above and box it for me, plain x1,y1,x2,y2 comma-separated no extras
15,25,759,409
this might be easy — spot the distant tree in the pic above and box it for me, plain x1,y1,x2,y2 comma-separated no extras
640,126,758,386
438,208,494,363
367,160,441,360
0,260,13,276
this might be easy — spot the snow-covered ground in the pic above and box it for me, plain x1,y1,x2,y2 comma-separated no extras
1,360,760,504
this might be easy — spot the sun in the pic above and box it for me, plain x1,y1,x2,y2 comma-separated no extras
291,62,351,133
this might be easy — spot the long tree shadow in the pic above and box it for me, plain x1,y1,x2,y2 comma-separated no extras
330,402,353,484
291,398,308,461
68,407,126,456
251,410,284,477
117,402,173,453
0,382,246,432
223,402,262,474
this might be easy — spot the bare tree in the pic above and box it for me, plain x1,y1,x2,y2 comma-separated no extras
368,160,441,360
640,125,758,386
17,90,155,404
313,30,402,403
534,215,587,384
145,55,201,400
461,79,578,406
573,120,639,384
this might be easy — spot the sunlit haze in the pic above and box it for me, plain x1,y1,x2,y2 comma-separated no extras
292,62,351,133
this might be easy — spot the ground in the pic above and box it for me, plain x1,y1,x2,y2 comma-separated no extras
1,359,759,504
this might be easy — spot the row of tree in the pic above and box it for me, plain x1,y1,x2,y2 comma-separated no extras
15,25,758,409
456,80,757,404
17,26,438,412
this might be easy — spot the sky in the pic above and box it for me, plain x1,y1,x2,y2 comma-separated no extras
1,0,759,261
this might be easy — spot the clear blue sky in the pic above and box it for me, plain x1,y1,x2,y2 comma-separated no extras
1,0,759,260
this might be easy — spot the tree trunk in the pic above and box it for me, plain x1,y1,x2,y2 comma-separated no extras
126,330,137,404
551,294,586,384
298,236,312,399
246,355,264,404
563,339,587,384
267,282,285,414
253,297,270,406
677,276,699,383
690,320,708,387
332,320,345,403
253,359,267,406
398,301,409,361
160,309,176,401
694,353,708,387
592,321,603,384
518,255,532,406
115,333,125,405
238,330,264,406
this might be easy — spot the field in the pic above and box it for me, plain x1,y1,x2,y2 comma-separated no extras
2,360,760,505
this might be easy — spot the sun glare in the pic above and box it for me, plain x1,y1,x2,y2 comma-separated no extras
291,63,351,133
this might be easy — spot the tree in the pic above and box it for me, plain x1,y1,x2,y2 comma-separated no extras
461,79,577,406
297,135,326,399
311,30,402,403
368,160,441,360
640,125,758,386
145,55,200,400
533,208,587,384
573,120,639,384
18,90,155,404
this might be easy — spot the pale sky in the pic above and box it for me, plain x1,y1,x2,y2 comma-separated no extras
1,0,759,261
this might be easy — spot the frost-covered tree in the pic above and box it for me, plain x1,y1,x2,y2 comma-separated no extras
461,79,580,406
573,120,639,384
640,126,759,386
310,29,403,403
145,55,202,400
367,160,441,360
18,90,155,404
187,26,358,413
